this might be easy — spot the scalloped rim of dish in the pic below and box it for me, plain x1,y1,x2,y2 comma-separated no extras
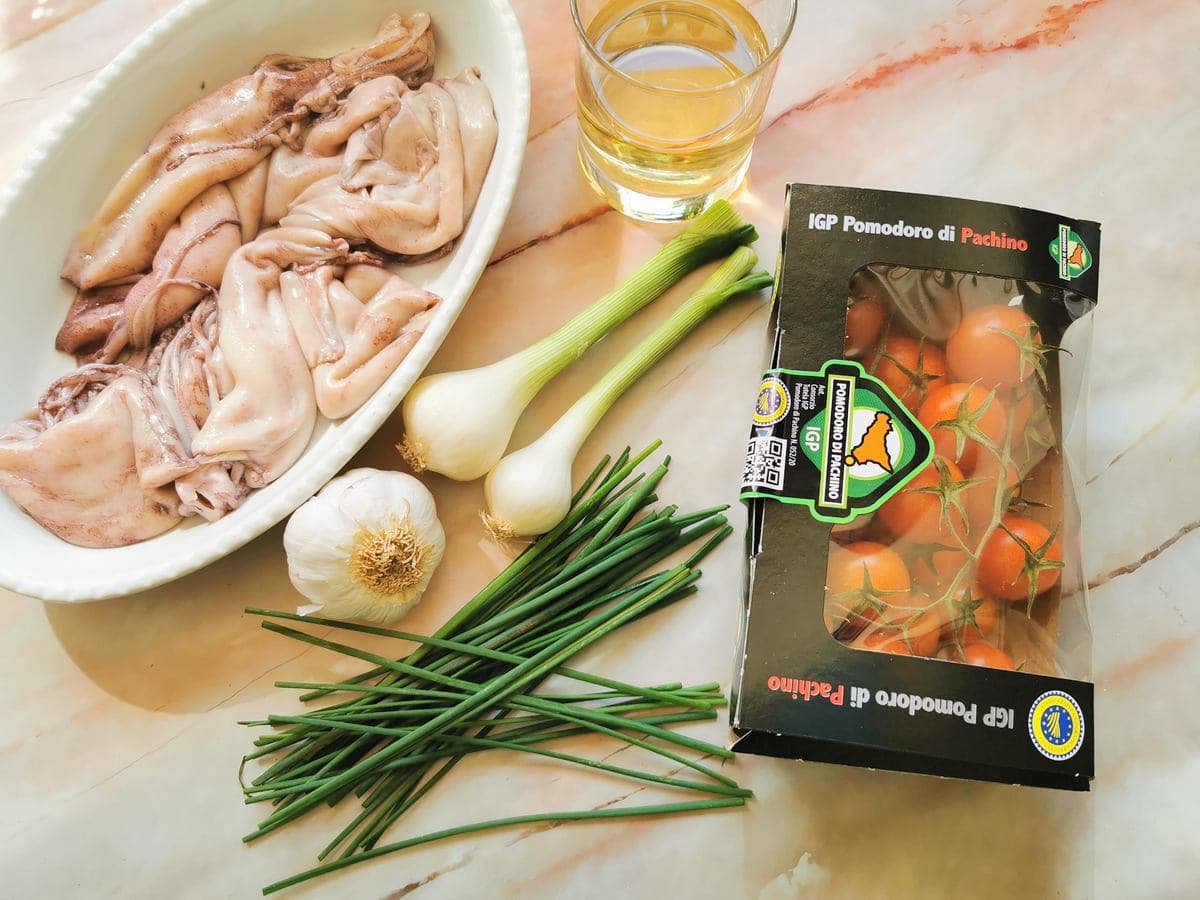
0,0,530,602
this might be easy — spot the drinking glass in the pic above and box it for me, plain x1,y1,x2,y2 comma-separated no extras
571,0,796,222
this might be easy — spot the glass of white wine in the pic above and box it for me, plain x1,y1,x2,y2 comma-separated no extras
571,0,796,222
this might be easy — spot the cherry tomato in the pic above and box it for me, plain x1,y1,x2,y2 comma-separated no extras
826,541,911,594
946,305,1043,389
908,544,971,593
977,514,1063,603
831,511,874,538
876,588,935,627
963,456,1022,530
825,541,911,631
941,585,1001,644
1011,387,1042,437
867,335,947,412
845,297,886,358
856,595,945,657
902,595,949,656
917,382,1007,474
860,630,914,655
877,457,969,546
961,642,1015,670
1009,386,1054,470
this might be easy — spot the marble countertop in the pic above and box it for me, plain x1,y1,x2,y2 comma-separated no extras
2,1,1198,897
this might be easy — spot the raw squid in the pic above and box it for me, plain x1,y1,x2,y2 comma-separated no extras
0,366,191,547
188,227,439,475
169,231,437,520
281,263,439,419
188,228,341,487
261,75,410,226
160,298,253,520
0,12,498,549
61,11,435,291
283,69,498,257
54,60,496,363
53,278,137,358
56,154,274,362
148,298,228,454
65,182,245,361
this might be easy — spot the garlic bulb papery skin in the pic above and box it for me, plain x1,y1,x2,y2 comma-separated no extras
283,468,446,624
482,410,587,540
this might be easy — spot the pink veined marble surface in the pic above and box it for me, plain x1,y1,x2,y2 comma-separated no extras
1,1,1198,898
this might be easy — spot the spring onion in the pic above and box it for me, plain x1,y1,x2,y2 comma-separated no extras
482,247,772,539
242,447,749,893
397,202,758,480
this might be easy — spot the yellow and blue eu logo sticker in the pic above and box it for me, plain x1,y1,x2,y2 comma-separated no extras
1028,690,1084,761
753,376,790,427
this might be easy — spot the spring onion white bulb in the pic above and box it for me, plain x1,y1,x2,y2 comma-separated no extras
483,247,773,540
283,468,445,624
398,200,757,481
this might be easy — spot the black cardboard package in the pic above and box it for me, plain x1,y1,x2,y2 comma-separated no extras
731,184,1099,791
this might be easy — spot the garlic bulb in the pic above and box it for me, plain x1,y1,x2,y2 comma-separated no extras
283,468,445,624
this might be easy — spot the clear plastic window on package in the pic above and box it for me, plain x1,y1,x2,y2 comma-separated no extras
824,265,1095,681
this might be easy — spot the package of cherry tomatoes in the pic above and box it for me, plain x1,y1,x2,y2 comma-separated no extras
730,184,1099,790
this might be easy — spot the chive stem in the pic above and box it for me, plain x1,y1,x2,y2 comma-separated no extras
262,798,746,895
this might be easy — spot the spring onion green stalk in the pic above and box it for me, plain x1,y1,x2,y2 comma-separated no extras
398,202,758,480
242,447,750,894
482,249,773,539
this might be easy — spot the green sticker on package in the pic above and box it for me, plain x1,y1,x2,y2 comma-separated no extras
740,359,933,523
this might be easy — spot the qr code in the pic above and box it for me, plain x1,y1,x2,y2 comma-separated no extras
743,436,787,490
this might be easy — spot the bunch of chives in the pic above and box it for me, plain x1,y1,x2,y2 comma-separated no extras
242,444,749,894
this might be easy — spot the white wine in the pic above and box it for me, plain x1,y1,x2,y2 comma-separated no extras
575,0,774,220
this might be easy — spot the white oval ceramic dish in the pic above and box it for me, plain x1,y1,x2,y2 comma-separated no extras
0,0,529,602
